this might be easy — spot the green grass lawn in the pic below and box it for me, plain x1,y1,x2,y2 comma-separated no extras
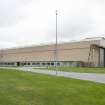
0,68,105,105
34,66,105,73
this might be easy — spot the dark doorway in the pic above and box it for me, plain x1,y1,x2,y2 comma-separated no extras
17,62,20,67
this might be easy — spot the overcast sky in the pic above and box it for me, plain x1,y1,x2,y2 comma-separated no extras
0,0,105,48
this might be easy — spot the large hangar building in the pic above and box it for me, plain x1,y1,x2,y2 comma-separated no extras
0,37,105,67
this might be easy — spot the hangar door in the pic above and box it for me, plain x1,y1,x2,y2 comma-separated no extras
99,48,105,67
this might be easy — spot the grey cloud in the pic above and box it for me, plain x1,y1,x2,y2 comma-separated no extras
0,0,17,27
63,17,95,39
17,0,30,4
0,27,17,42
0,0,105,48
48,12,95,41
0,0,32,27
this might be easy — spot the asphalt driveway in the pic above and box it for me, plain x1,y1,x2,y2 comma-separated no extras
18,67,105,84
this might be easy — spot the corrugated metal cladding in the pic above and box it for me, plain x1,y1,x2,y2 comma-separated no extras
0,37,105,67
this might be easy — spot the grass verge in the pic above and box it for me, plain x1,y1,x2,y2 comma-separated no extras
34,66,105,73
0,68,105,105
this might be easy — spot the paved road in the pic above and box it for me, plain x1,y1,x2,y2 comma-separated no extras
1,67,105,84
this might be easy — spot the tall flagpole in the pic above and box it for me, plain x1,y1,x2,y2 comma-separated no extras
55,10,58,75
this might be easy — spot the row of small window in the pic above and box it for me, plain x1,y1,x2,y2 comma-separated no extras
32,62,54,66
20,62,60,66
21,62,31,65
0,62,60,66
32,62,60,66
0,62,15,65
18,62,39,65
